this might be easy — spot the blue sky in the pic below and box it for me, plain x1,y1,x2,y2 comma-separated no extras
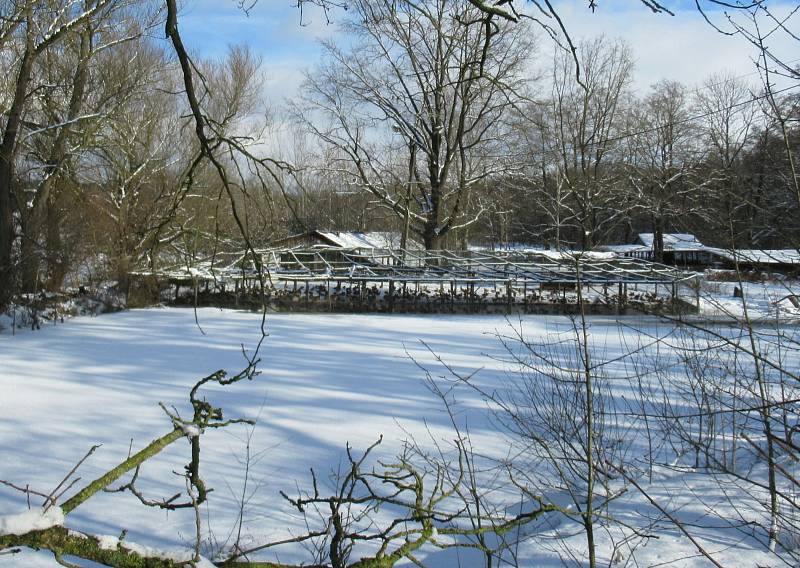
176,0,798,102
179,1,336,60
178,1,341,104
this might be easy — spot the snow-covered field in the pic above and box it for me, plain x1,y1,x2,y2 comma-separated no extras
1,308,798,567
696,279,800,321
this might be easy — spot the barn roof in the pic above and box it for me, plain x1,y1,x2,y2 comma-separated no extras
637,233,707,251
317,231,424,251
604,234,800,266
718,249,800,265
596,244,651,254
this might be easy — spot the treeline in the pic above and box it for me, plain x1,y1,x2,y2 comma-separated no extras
289,2,800,258
0,0,798,307
489,41,800,257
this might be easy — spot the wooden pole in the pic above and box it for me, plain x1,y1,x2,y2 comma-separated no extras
523,281,528,312
470,282,475,313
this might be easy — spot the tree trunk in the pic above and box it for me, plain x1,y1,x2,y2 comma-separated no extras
45,197,67,291
19,230,40,293
652,215,665,264
0,42,36,307
423,227,441,251
423,182,444,251
24,25,92,293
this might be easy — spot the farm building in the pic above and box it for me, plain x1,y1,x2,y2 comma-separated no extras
598,234,800,272
267,230,425,268
598,234,720,267
270,230,424,252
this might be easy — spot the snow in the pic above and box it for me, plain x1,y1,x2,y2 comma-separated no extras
0,307,797,566
696,279,800,321
469,243,618,260
0,507,64,536
180,423,202,438
597,243,651,254
723,249,800,265
95,534,216,567
318,231,424,251
0,293,121,336
638,232,705,250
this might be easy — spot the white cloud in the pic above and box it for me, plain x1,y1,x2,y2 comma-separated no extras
547,0,799,91
261,58,308,106
184,1,799,158
183,1,797,101
250,0,798,106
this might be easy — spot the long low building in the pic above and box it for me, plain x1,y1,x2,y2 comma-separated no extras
598,234,800,272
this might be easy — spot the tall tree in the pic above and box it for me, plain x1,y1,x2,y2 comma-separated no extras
298,0,531,250
0,0,121,305
694,72,757,247
626,80,699,262
534,37,633,249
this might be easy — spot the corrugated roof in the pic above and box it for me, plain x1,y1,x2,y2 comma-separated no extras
596,244,651,254
317,231,423,251
638,233,707,251
718,249,800,265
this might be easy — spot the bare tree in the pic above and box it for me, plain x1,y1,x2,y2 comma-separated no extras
297,0,532,250
512,37,633,250
0,0,128,306
14,3,163,293
81,37,190,295
695,72,758,247
625,80,703,262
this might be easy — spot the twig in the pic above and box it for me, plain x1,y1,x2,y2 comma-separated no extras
44,445,100,512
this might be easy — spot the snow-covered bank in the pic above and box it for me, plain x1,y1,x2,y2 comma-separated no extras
0,308,797,566
696,279,800,321
0,290,123,336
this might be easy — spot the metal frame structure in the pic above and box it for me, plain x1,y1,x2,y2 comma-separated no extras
133,246,701,314
213,246,698,287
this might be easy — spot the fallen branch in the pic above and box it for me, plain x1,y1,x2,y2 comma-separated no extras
0,364,258,567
